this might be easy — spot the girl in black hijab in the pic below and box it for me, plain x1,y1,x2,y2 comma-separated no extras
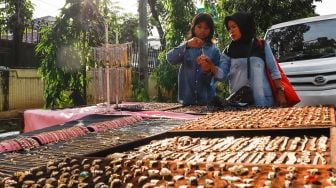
220,11,287,107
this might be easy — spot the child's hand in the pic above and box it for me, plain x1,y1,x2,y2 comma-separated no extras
197,56,218,75
186,37,204,48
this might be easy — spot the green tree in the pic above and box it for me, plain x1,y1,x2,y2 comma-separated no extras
118,13,138,43
36,0,106,108
152,0,195,102
148,0,166,48
102,1,138,44
36,0,139,108
1,0,33,67
0,1,6,32
216,0,322,45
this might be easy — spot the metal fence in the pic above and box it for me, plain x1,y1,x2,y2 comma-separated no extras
131,43,161,73
0,18,51,44
0,19,49,68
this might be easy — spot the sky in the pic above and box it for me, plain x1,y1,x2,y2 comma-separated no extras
313,0,336,15
31,0,137,18
31,0,336,19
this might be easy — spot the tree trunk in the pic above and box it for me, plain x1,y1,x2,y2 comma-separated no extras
148,0,165,49
82,33,87,106
138,0,148,90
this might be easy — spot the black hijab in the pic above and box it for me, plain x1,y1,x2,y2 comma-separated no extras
223,12,264,59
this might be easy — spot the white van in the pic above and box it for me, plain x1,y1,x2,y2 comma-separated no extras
265,14,336,106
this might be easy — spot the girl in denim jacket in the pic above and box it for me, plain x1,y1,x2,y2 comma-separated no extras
166,13,224,105
220,12,287,107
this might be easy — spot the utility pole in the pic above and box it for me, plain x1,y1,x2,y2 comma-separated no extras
138,0,148,90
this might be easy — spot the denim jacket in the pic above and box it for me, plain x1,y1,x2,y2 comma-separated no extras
167,42,224,105
220,41,281,107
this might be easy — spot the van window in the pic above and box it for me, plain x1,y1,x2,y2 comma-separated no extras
265,19,336,63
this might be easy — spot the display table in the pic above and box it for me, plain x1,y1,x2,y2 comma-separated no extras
23,105,198,133
3,105,336,187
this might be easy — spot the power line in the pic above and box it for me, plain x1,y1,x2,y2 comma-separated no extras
33,0,63,10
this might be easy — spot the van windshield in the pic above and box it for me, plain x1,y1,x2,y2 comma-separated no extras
265,19,336,63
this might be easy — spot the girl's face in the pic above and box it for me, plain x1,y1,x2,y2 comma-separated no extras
228,20,242,41
194,21,210,40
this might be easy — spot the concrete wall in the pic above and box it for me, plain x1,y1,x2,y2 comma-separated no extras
0,69,135,111
8,69,44,110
